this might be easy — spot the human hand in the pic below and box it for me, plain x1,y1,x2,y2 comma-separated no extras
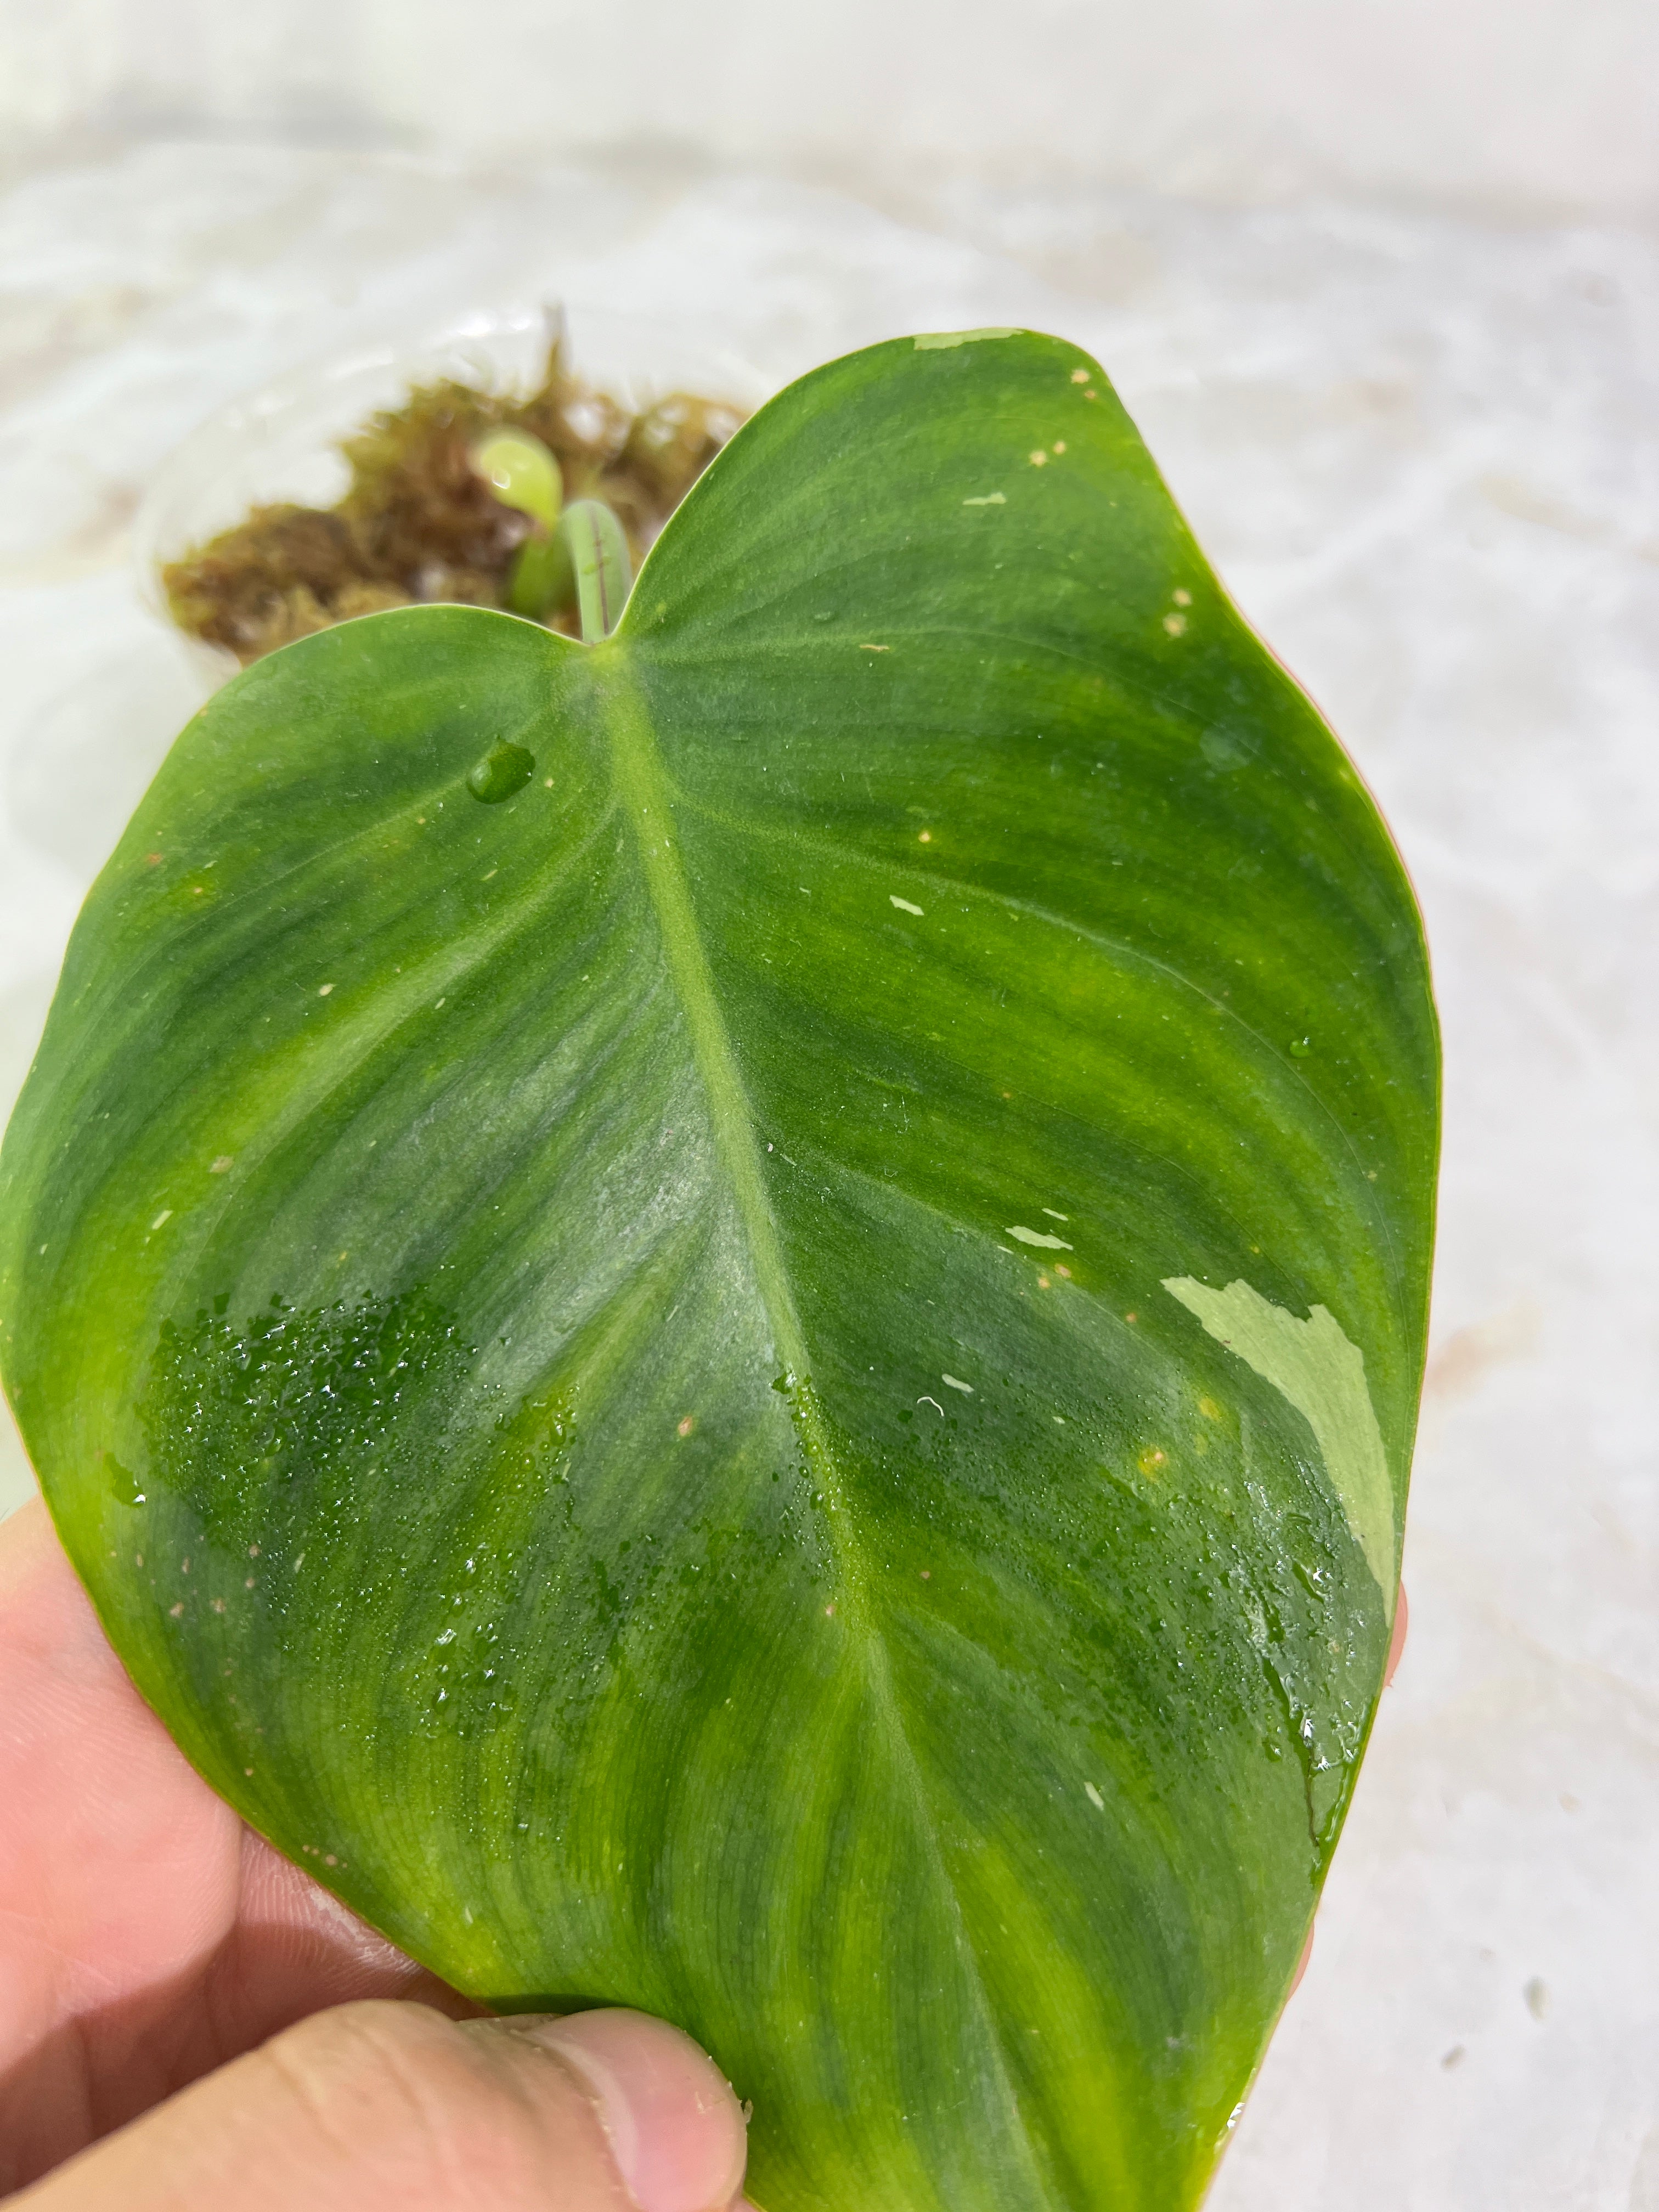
0,1498,751,2210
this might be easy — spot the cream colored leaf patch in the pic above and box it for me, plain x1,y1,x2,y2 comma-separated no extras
912,327,1022,349
1163,1277,1396,1613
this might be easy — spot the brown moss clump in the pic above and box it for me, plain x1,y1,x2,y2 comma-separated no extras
161,338,747,664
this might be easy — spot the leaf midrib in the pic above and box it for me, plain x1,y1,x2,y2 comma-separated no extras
594,641,1055,2207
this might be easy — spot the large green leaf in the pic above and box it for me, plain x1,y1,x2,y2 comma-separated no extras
0,331,1437,2210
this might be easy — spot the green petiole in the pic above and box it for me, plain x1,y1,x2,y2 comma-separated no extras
559,499,632,642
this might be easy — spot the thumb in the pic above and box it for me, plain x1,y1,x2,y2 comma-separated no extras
15,2001,751,2212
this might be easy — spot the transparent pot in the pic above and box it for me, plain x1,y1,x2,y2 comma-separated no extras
131,302,774,689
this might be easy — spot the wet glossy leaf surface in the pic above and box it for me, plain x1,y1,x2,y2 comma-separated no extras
0,332,1437,2211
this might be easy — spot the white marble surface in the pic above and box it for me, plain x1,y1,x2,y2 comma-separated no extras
5,0,1657,223
1,143,1655,2207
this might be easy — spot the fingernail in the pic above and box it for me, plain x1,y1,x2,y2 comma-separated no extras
526,2007,748,2212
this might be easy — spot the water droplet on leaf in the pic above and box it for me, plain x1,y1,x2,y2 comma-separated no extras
105,1453,145,1506
466,742,535,805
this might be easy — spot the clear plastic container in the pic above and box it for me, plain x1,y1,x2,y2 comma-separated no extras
131,302,774,688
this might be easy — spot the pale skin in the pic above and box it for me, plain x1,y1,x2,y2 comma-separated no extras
0,1492,1406,2206
0,1500,751,2211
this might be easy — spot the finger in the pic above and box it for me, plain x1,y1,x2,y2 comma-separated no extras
14,2001,750,2212
0,1501,465,2182
0,1499,240,2158
1289,1924,1314,1996
1385,1582,1409,1687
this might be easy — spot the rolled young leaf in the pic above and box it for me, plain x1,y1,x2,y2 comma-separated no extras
472,427,565,532
0,330,1437,2212
470,428,578,621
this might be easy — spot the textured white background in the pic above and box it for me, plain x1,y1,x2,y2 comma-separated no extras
0,3,1655,2199
2,0,1657,223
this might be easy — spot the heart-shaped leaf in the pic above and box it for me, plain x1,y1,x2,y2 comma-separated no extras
0,331,1437,2210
